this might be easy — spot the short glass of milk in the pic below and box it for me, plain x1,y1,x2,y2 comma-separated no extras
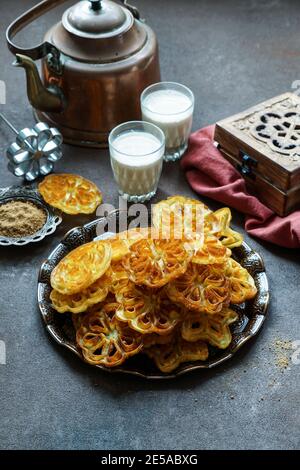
141,82,194,162
109,121,165,202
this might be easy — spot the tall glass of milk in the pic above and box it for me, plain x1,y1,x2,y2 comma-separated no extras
109,121,165,202
141,82,194,162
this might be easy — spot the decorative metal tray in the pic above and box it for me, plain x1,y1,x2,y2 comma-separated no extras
0,186,62,246
38,211,269,379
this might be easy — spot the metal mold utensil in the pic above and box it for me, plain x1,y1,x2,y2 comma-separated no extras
0,112,63,181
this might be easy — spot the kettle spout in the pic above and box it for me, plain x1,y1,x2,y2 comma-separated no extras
14,54,63,113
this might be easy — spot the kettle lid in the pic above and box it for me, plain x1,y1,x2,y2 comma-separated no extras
63,0,130,38
49,0,148,63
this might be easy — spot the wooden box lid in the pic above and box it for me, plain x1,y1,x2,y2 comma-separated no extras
215,92,300,192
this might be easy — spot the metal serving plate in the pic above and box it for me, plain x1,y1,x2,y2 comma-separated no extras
0,185,62,246
38,211,269,379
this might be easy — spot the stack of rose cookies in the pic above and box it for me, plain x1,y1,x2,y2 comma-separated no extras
50,196,257,373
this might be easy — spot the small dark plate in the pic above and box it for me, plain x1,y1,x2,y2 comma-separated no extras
38,211,269,379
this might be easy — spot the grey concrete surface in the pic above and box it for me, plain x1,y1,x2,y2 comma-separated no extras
0,0,299,450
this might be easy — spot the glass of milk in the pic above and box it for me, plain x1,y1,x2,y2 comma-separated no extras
141,82,194,162
109,121,165,202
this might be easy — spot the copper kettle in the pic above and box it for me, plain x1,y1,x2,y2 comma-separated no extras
6,0,161,147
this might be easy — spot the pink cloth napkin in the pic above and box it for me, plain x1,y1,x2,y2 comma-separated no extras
181,125,300,248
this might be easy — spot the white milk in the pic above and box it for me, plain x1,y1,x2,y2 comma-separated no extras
110,130,164,198
142,89,193,152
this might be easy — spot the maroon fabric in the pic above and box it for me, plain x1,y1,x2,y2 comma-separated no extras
181,125,300,248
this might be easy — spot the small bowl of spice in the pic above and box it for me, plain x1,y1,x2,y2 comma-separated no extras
0,186,62,246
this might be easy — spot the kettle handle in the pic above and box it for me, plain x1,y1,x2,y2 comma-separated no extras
120,1,140,20
6,0,69,60
7,0,141,61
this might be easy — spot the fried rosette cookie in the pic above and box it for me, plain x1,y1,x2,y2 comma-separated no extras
39,173,102,214
123,237,192,288
115,283,182,335
181,307,238,349
75,303,143,367
225,258,257,303
206,207,243,249
50,273,110,314
50,240,112,295
152,195,210,240
153,196,243,250
166,263,230,314
146,336,209,373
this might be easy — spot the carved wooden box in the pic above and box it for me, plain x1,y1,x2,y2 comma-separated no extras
214,92,300,216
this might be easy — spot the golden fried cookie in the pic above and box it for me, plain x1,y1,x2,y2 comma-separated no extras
116,284,182,335
75,303,143,367
166,262,230,314
192,234,231,265
50,240,111,295
225,258,257,303
124,237,192,288
146,336,209,373
152,195,211,240
50,273,110,314
38,173,102,214
206,207,243,249
153,196,243,250
181,307,238,349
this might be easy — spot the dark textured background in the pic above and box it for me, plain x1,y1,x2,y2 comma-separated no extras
0,0,299,450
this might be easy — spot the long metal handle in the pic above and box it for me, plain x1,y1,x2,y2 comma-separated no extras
6,0,69,60
0,113,18,134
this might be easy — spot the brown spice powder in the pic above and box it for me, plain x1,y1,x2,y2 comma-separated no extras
273,339,293,370
0,200,47,238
